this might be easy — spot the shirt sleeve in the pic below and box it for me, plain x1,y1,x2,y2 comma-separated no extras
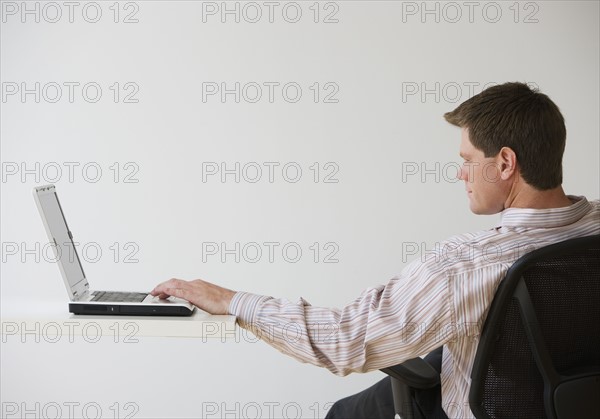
227,258,457,376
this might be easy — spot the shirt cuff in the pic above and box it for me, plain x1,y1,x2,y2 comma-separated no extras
227,291,272,329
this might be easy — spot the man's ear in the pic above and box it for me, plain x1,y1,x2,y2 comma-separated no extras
497,146,518,180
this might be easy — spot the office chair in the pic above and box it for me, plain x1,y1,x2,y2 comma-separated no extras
380,234,600,419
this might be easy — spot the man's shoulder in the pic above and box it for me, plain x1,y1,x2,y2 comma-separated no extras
400,229,508,278
402,197,600,278
414,228,554,277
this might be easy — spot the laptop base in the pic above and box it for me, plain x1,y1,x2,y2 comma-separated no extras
69,303,194,316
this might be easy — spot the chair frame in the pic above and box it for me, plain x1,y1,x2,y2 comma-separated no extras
381,234,600,419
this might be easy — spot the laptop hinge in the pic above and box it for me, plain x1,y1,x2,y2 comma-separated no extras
74,289,91,301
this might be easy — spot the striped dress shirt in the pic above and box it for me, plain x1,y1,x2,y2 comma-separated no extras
228,196,600,418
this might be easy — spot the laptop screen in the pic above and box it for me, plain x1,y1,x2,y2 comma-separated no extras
34,186,88,298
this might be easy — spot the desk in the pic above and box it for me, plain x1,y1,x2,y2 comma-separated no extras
1,300,237,340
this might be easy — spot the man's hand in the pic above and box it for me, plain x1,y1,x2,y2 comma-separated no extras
150,278,236,315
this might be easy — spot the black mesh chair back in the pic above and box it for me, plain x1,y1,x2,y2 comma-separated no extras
469,235,600,418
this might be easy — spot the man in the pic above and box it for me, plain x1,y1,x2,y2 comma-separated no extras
151,82,599,418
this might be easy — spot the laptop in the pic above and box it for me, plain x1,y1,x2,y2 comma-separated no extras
33,184,194,316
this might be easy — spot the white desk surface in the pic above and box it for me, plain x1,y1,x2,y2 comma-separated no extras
1,300,237,339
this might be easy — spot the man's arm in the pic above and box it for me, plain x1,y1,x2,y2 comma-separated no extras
151,259,457,376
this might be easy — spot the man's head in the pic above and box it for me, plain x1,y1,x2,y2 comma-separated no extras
444,82,567,214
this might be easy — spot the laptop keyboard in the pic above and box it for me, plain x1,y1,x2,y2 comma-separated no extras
91,291,147,303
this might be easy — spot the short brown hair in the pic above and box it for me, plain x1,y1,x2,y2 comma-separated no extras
444,82,566,190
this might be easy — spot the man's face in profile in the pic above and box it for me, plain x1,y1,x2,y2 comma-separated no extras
458,128,509,215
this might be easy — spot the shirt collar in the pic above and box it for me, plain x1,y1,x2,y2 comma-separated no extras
500,195,592,228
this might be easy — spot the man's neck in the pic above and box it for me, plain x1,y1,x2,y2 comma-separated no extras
505,185,573,210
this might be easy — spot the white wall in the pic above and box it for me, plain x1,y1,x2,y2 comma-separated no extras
2,1,599,418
